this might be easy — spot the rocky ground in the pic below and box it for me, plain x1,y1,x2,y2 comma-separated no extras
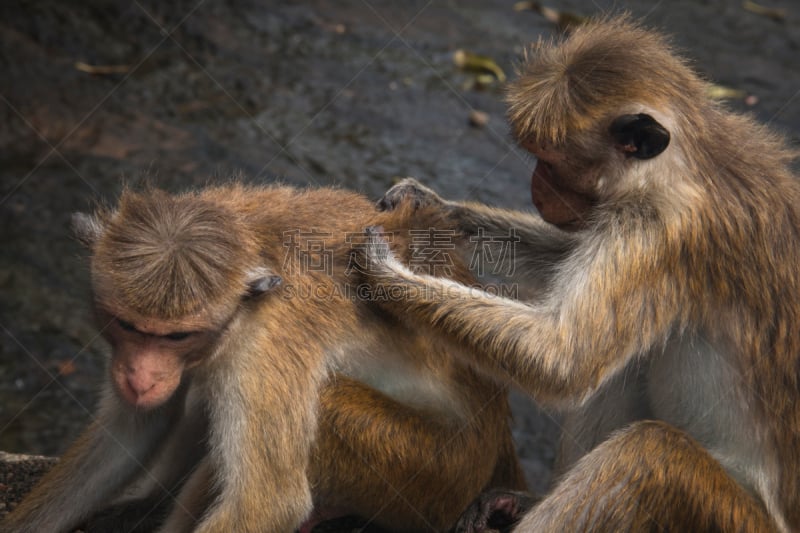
1,0,798,526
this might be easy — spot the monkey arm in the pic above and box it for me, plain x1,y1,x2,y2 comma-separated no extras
84,387,209,533
1,388,175,533
379,178,575,287
119,387,207,500
448,201,576,287
185,324,328,533
155,456,215,533
364,229,682,407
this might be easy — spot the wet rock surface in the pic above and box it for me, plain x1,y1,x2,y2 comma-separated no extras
1,0,798,509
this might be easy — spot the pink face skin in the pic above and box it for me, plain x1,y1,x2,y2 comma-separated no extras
521,139,596,230
104,314,212,410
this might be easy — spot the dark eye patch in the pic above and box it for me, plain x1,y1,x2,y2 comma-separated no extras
118,319,137,332
164,331,192,341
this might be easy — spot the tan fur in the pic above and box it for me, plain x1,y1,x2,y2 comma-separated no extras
506,14,702,148
93,188,261,321
366,15,799,532
518,421,775,531
1,184,525,533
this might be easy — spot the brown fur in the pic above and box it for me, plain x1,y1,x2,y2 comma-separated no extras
522,421,775,531
1,184,525,533
367,15,799,532
506,14,702,147
93,188,261,321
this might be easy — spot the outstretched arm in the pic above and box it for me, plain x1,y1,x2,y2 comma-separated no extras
377,178,576,288
362,226,682,408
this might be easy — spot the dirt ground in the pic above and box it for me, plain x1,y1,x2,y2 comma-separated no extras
0,0,798,521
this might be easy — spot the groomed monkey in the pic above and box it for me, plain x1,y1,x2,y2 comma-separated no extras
0,184,526,533
365,15,799,532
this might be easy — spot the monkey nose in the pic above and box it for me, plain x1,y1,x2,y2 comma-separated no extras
126,372,156,398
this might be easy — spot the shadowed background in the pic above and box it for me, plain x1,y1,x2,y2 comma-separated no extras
1,0,798,495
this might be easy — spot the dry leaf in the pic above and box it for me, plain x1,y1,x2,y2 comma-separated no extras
74,61,131,75
453,50,506,83
513,2,586,31
707,84,747,101
742,1,786,22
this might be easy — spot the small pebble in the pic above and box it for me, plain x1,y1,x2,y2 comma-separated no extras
468,109,490,127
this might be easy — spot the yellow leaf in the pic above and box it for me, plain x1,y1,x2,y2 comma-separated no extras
453,50,506,82
742,1,786,22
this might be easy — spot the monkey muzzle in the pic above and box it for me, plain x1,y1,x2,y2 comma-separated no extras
530,160,594,230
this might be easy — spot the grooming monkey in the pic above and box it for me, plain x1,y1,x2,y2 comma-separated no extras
366,15,799,532
0,184,526,533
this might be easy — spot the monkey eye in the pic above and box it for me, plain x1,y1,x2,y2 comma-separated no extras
117,319,137,332
164,331,192,341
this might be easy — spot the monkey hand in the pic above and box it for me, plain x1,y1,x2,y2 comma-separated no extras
376,177,446,212
347,225,411,303
451,489,538,533
351,225,414,285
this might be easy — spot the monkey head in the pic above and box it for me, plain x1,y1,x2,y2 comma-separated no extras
72,189,281,409
506,16,692,230
521,113,670,229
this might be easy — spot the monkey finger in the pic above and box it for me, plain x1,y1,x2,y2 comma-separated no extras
363,225,416,281
364,225,390,262
376,177,444,212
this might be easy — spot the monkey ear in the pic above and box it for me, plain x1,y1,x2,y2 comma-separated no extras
245,268,282,298
71,212,105,248
609,114,670,160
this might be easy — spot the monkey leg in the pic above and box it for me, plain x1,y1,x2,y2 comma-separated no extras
308,376,525,532
512,420,777,532
83,495,173,533
85,457,213,533
156,456,215,533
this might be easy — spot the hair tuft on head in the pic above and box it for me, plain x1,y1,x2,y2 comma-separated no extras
93,188,258,319
506,14,702,146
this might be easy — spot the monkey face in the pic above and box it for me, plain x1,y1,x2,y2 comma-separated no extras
521,113,670,230
529,158,595,229
99,309,215,410
522,139,598,230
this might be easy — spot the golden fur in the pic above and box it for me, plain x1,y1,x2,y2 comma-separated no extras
367,15,798,532
2,184,526,533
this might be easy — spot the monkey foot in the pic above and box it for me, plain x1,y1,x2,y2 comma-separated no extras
453,489,538,533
